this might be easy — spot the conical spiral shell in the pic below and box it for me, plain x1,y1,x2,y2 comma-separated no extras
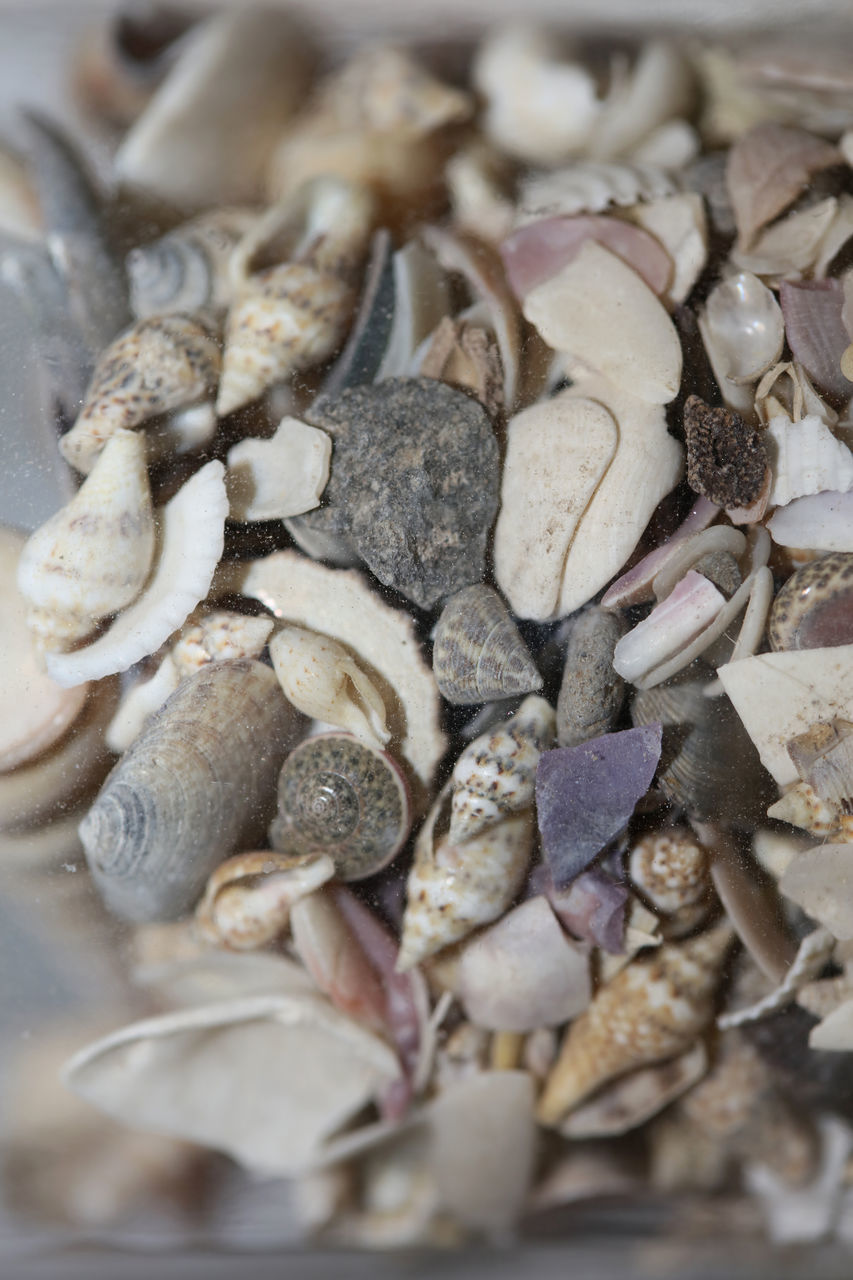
60,315,222,473
537,922,733,1125
127,208,257,320
79,659,304,923
17,429,155,652
432,584,542,705
449,694,555,843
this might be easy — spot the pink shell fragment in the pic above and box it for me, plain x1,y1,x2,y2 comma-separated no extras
780,279,853,402
601,496,719,608
501,215,673,300
612,570,727,684
546,868,628,954
536,724,663,889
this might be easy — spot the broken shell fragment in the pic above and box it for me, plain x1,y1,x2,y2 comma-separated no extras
270,732,411,882
269,625,390,747
449,694,555,844
779,279,853,402
612,571,727,686
46,459,227,688
560,1041,708,1140
289,887,389,1034
766,416,853,509
501,214,673,300
769,553,853,652
522,239,683,405
226,416,331,522
171,610,274,678
518,161,676,223
629,192,707,307
432,585,542,706
17,429,155,653
127,207,257,320
767,489,853,553
557,606,627,748
60,315,222,474
80,659,304,922
195,851,335,950
725,123,841,250
781,845,853,941
537,922,732,1125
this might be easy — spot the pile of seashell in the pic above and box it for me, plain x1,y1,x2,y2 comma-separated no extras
10,1,853,1248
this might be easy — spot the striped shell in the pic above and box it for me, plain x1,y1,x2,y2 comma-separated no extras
432,584,542,705
127,207,257,319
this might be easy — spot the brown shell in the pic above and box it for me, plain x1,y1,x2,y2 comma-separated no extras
768,553,853,652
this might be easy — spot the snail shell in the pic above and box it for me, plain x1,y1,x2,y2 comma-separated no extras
80,659,304,923
269,732,411,882
194,850,335,950
769,553,853,652
432,584,542,705
537,921,733,1126
629,827,711,915
556,605,627,748
449,694,555,844
60,314,222,474
128,207,257,320
17,429,155,652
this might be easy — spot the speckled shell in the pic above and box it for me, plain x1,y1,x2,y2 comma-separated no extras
556,606,627,748
128,208,257,320
769,553,853,652
397,792,535,972
17,429,154,652
768,780,853,841
537,921,733,1125
269,732,411,882
432,584,542,705
194,850,335,950
80,660,304,923
60,315,222,474
448,694,555,844
629,827,710,914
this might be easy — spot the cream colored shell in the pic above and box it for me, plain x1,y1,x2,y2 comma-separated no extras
270,624,390,747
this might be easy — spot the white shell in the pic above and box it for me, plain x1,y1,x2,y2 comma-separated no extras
517,162,676,224
269,624,389,747
809,999,853,1051
768,490,853,552
587,40,693,162
104,654,181,755
780,846,853,941
699,271,785,386
719,927,835,1030
732,198,838,281
227,416,332,522
242,551,446,798
523,240,682,405
46,460,227,688
718,647,853,789
196,851,336,951
766,414,853,508
613,571,726,684
629,192,708,306
17,430,155,653
449,694,555,843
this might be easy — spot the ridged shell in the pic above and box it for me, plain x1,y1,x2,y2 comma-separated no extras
448,694,555,844
629,827,710,915
397,792,534,972
80,660,304,923
269,732,411,882
269,625,389,747
432,585,542,706
556,606,627,748
536,922,733,1125
766,416,853,509
127,207,257,319
769,553,853,652
195,851,335,950
171,610,274,678
60,315,222,474
517,162,676,224
17,430,155,652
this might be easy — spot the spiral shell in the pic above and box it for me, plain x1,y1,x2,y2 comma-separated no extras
269,732,411,882
448,694,555,844
60,315,221,474
628,827,711,933
270,625,389,748
195,851,335,950
537,921,733,1125
432,584,542,705
80,660,304,923
17,429,154,652
768,553,853,653
127,208,257,320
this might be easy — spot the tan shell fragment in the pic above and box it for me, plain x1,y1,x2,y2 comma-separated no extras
493,391,618,621
60,316,221,474
171,610,275,678
780,845,853,940
629,827,710,915
629,192,708,307
269,624,390,747
537,922,733,1126
726,124,841,250
523,240,682,405
226,416,331,522
17,430,155,653
195,851,335,950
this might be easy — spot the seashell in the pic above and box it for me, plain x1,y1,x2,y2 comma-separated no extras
629,827,710,915
80,659,304,923
699,271,784,392
768,781,853,842
755,359,836,430
769,553,853,652
546,866,628,955
588,39,694,162
517,162,676,225
719,927,835,1031
17,430,155,653
785,719,853,822
195,851,335,951
766,416,853,509
556,606,627,748
500,214,673,301
628,192,708,307
270,732,411,882
269,625,389,748
601,496,719,610
104,653,181,756
731,196,839,283
114,7,316,210
226,415,332,522
432,585,542,706
59,315,221,475
0,526,88,772
45,459,227,688
781,844,853,941
396,790,534,972
560,1042,708,1141
416,317,504,419
523,240,682,406
0,141,41,241
613,571,727,685
780,278,853,403
170,610,274,678
445,144,515,248
536,921,733,1125
374,238,450,382
725,124,842,250
242,551,446,798
289,887,389,1034
767,489,853,553
448,694,555,844
320,228,394,395
127,207,257,320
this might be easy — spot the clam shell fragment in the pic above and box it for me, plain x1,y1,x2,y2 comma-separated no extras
226,416,332,522
766,416,853,509
432,585,541,706
726,123,842,250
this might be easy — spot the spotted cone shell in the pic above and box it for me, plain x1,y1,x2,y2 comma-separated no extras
432,583,542,705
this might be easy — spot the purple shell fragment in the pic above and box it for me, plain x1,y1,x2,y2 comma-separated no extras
546,868,629,954
536,724,663,889
780,278,853,402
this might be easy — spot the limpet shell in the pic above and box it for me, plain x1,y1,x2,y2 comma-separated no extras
432,585,541,706
270,732,411,882
769,553,853,652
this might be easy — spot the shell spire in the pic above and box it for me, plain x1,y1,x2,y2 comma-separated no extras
432,583,543,705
